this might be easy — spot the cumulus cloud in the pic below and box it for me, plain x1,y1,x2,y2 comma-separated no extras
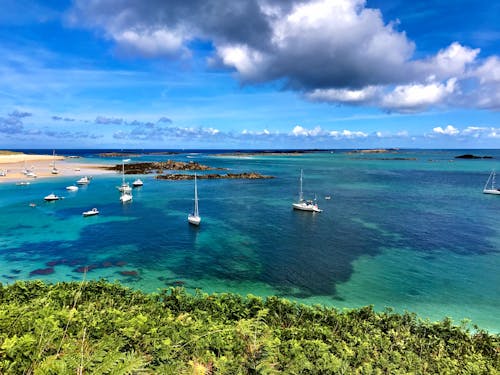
381,78,457,112
432,125,459,135
66,0,500,111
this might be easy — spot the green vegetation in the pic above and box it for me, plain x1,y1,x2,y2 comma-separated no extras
0,280,498,374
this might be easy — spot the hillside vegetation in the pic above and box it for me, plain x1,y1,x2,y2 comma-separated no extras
0,280,498,374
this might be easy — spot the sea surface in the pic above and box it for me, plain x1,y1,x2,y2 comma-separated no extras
0,149,499,332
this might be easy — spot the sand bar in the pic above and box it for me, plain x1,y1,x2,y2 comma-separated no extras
0,153,113,183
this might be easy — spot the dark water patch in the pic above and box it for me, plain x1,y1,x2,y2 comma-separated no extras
30,267,54,276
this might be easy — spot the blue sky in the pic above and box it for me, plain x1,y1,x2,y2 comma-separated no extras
1,0,499,149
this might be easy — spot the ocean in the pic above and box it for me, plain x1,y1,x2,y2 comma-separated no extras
0,149,499,332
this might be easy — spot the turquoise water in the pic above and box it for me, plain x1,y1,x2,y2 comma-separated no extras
1,150,499,332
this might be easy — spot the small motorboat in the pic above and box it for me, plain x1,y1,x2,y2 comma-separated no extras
29,203,36,208
82,208,99,217
76,176,90,185
16,181,30,186
66,185,79,191
325,195,331,200
132,178,143,187
44,193,60,201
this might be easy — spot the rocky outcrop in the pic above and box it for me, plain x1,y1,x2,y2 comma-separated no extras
105,160,224,174
455,154,493,159
156,172,274,180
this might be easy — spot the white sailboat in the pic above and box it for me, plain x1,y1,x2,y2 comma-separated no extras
120,190,133,203
188,173,201,225
76,176,90,185
118,159,131,192
292,169,322,212
51,150,59,174
483,170,500,195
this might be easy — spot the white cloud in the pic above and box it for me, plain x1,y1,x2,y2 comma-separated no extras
113,28,186,57
415,42,479,80
474,56,500,83
306,86,379,104
329,129,368,138
432,125,459,135
292,125,323,136
381,78,457,112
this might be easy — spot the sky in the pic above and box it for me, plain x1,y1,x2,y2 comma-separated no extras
1,0,499,149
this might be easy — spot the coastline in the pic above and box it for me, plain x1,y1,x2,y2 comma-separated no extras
0,153,113,183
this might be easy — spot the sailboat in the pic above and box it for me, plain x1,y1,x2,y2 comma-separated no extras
51,150,59,174
117,159,131,193
188,173,201,225
483,170,500,195
292,169,322,212
120,189,133,203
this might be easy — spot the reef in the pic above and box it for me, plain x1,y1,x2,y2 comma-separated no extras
104,160,223,174
29,267,54,276
156,172,274,180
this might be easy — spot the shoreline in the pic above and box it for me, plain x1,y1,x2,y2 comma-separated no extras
0,154,113,183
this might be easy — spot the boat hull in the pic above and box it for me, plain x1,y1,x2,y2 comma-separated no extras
483,189,500,195
120,194,133,203
83,209,99,217
292,202,322,212
188,214,201,225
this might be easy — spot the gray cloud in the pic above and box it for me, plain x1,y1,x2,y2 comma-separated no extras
68,0,500,112
9,109,32,118
95,115,124,125
52,115,76,122
0,116,24,134
158,116,172,124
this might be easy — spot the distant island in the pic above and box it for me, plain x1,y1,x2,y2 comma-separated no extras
98,151,178,157
156,172,273,180
213,149,328,157
346,148,400,154
455,154,493,159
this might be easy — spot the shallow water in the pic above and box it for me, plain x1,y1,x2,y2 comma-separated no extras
1,149,499,331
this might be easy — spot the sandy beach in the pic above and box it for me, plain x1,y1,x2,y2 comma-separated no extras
0,153,112,183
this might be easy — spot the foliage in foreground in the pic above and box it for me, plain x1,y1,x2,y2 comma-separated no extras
0,280,498,374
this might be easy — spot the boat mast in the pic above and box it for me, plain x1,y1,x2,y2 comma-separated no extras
194,173,199,217
122,159,125,185
299,169,304,202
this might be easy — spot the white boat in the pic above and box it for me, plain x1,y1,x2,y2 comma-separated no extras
117,182,132,193
83,208,99,217
483,170,500,195
292,169,322,213
16,181,30,186
120,191,133,203
132,178,143,187
0,170,6,176
26,171,37,178
51,150,59,174
325,196,331,200
66,185,79,191
76,176,90,185
117,159,132,192
188,173,201,225
44,193,60,201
